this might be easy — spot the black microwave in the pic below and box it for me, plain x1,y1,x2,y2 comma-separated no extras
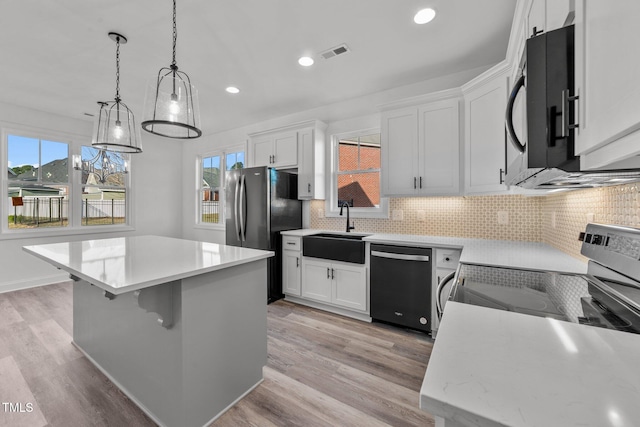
505,25,581,188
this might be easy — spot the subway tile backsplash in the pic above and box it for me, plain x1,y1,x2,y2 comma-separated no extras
309,182,640,262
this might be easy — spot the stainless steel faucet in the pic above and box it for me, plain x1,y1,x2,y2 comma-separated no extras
339,201,355,232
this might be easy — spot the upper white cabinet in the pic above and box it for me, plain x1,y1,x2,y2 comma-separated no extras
381,91,461,197
462,63,512,194
574,0,640,169
297,124,326,200
249,130,298,169
248,120,326,199
525,0,574,38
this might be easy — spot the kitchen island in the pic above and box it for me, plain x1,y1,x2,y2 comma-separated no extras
23,235,274,427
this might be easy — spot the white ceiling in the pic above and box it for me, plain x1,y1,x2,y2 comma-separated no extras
3,0,516,135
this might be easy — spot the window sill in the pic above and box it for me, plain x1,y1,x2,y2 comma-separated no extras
0,225,135,241
193,223,225,232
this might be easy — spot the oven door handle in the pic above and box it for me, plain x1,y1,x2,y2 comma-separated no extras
436,271,457,320
371,251,430,262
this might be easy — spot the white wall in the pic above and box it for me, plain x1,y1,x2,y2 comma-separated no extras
0,102,182,292
181,65,492,244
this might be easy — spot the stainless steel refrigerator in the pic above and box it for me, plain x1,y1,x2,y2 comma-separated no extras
225,166,302,303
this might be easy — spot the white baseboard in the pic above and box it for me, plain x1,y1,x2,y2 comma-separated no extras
0,272,70,294
284,295,372,322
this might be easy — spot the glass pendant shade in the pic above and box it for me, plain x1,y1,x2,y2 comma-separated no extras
92,32,142,154
93,101,142,153
141,66,202,139
141,0,202,139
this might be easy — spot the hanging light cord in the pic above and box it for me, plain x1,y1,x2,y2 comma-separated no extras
171,0,177,69
115,36,121,102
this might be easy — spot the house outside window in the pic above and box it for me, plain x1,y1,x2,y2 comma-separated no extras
80,146,128,226
329,129,388,218
6,134,69,229
198,148,244,226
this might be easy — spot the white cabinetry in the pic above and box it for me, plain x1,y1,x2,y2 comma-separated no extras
297,124,326,200
574,0,640,169
462,63,512,194
301,258,367,312
248,120,326,199
525,0,574,38
282,236,302,296
249,131,298,168
381,92,461,197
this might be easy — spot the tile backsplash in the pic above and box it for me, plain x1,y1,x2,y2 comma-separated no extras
309,182,640,261
541,183,640,260
310,195,542,241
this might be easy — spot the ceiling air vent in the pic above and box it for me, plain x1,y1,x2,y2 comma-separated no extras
320,44,351,60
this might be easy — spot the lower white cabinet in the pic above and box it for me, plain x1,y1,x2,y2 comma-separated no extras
301,258,367,312
282,235,302,296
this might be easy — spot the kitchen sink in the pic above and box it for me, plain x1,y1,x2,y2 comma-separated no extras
302,232,370,264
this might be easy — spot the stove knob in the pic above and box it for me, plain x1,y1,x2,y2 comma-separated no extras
419,317,428,325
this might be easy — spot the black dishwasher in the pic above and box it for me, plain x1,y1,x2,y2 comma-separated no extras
370,244,432,332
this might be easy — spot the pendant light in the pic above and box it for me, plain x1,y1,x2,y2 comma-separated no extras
92,32,143,153
141,0,202,139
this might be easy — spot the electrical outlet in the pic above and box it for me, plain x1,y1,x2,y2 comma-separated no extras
586,212,595,223
317,208,324,218
391,209,404,221
497,211,509,225
551,211,557,228
417,210,426,222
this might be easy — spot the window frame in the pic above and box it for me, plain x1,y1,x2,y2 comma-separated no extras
195,144,245,230
1,125,133,239
326,127,388,219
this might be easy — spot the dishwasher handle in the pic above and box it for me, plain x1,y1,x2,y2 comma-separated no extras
371,251,430,262
436,271,457,320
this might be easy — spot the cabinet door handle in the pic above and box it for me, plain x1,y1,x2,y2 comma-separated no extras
419,176,423,189
327,268,330,279
499,168,505,184
308,183,311,193
296,257,299,268
414,177,417,189
286,241,296,245
561,89,580,138
331,268,335,280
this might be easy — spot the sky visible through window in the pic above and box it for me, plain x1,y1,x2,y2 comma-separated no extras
8,135,68,168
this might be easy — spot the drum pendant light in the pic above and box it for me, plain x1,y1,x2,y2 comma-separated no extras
141,0,202,139
93,32,143,153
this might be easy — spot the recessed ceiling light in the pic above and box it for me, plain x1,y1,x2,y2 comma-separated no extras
298,56,314,67
226,86,240,94
414,8,436,24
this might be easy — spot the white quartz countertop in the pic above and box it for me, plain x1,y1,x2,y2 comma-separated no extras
281,230,587,274
420,302,640,427
24,235,274,295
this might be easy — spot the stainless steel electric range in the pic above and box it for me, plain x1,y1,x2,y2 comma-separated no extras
442,224,640,334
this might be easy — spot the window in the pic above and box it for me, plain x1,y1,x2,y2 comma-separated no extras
198,148,244,226
7,134,69,229
329,129,387,218
80,146,128,226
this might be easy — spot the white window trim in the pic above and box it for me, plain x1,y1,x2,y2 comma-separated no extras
195,144,245,231
325,127,389,219
1,125,134,239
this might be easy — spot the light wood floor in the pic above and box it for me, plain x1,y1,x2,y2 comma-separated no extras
0,282,435,427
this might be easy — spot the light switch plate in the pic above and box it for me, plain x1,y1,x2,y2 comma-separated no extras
317,208,324,218
417,210,426,222
391,209,404,221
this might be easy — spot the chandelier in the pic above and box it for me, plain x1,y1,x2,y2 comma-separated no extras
73,148,128,185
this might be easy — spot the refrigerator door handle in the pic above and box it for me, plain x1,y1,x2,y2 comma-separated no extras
239,174,247,242
234,174,241,241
